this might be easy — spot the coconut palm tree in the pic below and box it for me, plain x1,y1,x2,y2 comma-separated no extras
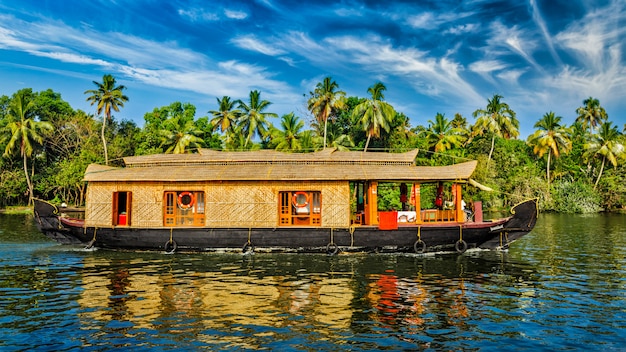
325,122,354,151
451,113,468,130
220,124,244,151
209,96,240,135
270,112,305,152
472,94,519,165
352,82,396,151
84,74,128,165
209,96,240,149
298,130,321,152
424,113,466,153
575,97,607,133
237,90,277,148
307,77,347,149
584,121,624,188
3,90,53,205
159,115,204,154
527,112,572,188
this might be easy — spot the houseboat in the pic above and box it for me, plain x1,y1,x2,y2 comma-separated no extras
33,148,537,254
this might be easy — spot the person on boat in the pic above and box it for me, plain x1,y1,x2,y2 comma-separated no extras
435,182,444,210
399,183,408,211
461,199,472,221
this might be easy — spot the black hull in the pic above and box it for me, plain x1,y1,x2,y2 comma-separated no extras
33,199,538,254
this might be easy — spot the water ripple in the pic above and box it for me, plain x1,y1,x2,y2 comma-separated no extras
1,213,625,350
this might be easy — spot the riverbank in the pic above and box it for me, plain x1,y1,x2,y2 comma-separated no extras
0,206,32,214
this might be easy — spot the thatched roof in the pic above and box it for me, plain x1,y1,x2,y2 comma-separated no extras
122,148,420,167
84,149,477,183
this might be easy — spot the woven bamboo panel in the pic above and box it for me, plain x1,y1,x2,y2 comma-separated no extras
321,182,350,227
131,183,162,227
84,184,113,227
84,180,351,228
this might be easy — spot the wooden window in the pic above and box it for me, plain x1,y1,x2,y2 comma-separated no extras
163,191,205,227
278,191,322,226
112,192,132,226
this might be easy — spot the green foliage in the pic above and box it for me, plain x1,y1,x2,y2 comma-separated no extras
550,180,602,213
0,168,27,206
595,166,626,210
1,84,624,215
376,183,402,211
351,82,396,151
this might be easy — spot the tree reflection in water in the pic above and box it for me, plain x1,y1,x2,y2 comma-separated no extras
72,251,535,349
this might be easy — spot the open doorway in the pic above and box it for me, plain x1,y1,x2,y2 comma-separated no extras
113,191,132,226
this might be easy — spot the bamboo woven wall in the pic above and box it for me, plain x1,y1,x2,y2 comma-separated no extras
85,180,350,228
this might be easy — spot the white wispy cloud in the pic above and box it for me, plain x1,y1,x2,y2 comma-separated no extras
444,23,479,35
469,60,508,74
322,34,484,104
177,8,219,21
406,10,475,30
469,59,509,85
0,13,297,107
529,0,561,65
495,68,526,84
31,51,114,67
488,21,541,71
230,34,286,56
224,9,248,20
547,1,626,107
406,12,437,30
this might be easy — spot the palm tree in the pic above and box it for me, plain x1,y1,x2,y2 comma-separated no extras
575,97,607,133
527,112,572,188
351,82,396,151
424,113,466,153
270,112,304,152
307,77,347,149
236,90,278,148
159,116,204,154
209,96,240,150
451,113,468,130
325,122,355,151
3,90,53,205
209,96,240,135
221,124,246,151
472,94,519,165
584,121,624,188
84,74,128,165
298,130,321,152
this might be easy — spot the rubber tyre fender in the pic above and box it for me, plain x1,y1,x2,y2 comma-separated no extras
242,242,255,254
326,242,339,256
455,239,467,253
164,240,177,254
413,240,426,254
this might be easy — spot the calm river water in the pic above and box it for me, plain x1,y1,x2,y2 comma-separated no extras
1,213,625,351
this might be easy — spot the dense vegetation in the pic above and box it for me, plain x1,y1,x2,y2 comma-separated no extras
1,75,625,213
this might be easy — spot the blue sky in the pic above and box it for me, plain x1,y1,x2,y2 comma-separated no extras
1,0,625,138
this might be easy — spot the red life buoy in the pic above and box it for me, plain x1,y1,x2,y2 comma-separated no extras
178,192,195,210
292,192,309,208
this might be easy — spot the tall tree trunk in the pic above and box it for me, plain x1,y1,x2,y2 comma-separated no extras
487,135,495,168
364,133,372,152
101,116,109,165
323,116,328,149
547,149,552,189
594,155,606,188
23,154,33,206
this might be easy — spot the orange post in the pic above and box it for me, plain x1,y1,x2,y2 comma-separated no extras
453,183,464,222
413,183,422,224
364,181,378,225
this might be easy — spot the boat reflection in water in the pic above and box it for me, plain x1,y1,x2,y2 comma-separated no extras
73,251,535,349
